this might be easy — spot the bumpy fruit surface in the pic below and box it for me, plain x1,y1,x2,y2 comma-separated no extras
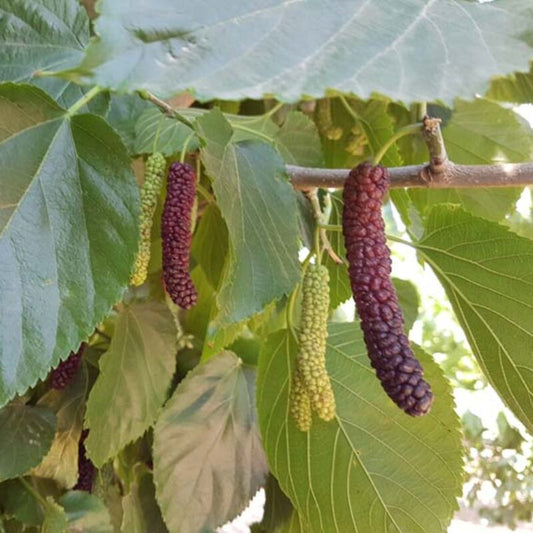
342,162,433,416
161,162,198,309
50,344,85,390
131,152,166,286
74,430,95,492
296,263,336,422
290,367,312,432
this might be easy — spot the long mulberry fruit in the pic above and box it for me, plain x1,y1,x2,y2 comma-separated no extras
161,162,198,309
290,367,312,432
74,430,95,492
131,152,166,286
50,344,85,390
342,162,433,416
294,263,336,423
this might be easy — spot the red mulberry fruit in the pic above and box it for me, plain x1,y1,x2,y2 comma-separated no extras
161,162,198,309
74,430,95,492
50,344,85,390
342,162,433,416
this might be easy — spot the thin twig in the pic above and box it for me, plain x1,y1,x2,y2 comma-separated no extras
305,190,344,265
138,90,194,128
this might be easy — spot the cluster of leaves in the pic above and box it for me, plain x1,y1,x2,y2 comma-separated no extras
0,0,533,532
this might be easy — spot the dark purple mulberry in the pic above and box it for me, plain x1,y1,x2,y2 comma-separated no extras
74,430,95,492
342,162,433,416
50,344,85,390
161,162,198,309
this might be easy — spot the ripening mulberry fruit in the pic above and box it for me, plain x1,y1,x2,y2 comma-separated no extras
74,430,95,492
342,162,433,416
290,367,312,432
296,264,336,422
161,162,198,309
50,344,85,390
131,152,166,286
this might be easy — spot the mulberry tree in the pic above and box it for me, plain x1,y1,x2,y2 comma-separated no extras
0,1,533,532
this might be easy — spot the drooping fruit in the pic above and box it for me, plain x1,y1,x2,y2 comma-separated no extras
161,162,198,309
295,263,336,424
342,162,433,416
290,366,312,432
50,344,85,390
130,152,167,286
74,430,95,492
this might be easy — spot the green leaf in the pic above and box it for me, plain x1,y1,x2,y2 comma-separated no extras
120,464,167,533
72,0,532,104
197,109,300,326
257,326,463,533
0,479,45,526
153,351,268,533
393,278,420,333
323,192,352,310
0,83,139,407
133,108,198,156
42,499,68,533
487,64,533,103
191,205,228,289
0,0,105,110
415,205,533,433
105,94,151,154
59,491,113,533
347,98,402,167
85,301,177,467
259,474,293,533
274,111,324,167
409,99,529,222
0,405,56,481
33,365,88,487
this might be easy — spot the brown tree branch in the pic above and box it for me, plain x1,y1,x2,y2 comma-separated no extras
287,162,533,190
289,115,533,190
143,95,533,191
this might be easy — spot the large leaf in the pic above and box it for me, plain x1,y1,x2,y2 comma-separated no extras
71,0,532,103
133,107,198,156
0,405,56,481
415,205,533,432
274,111,324,167
196,109,300,326
409,99,530,222
33,365,88,487
153,351,268,533
323,192,352,310
487,64,533,103
0,84,139,407
120,464,167,533
257,326,463,533
85,301,177,467
0,0,107,110
59,491,113,533
105,94,151,154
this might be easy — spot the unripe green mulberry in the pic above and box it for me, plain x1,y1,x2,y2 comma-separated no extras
130,152,166,286
296,264,336,422
290,367,312,432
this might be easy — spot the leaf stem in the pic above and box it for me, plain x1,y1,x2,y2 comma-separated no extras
66,86,102,116
138,90,195,129
19,477,48,510
373,123,421,165
180,132,197,163
286,284,300,340
196,183,215,205
386,234,415,247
